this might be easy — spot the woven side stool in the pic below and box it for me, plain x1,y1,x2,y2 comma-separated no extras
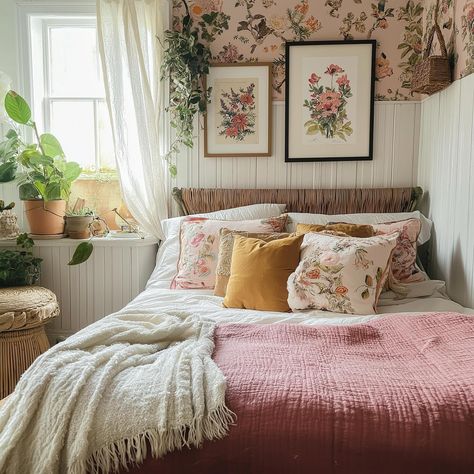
0,286,59,398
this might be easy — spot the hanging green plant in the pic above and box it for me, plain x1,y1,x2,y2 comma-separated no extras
160,0,213,176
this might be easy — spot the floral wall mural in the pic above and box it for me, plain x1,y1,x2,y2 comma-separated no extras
173,0,473,101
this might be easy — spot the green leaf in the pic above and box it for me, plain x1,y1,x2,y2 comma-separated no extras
68,242,93,265
0,161,17,183
4,91,31,125
40,133,64,158
63,161,82,182
361,289,370,299
43,182,61,201
19,183,41,200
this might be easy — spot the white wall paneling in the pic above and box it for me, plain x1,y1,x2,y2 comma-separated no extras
170,101,421,202
418,73,474,308
0,237,158,340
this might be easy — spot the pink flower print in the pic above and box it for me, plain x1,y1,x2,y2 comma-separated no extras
309,73,321,84
316,91,342,115
375,55,393,79
319,251,340,266
240,93,254,106
336,74,350,88
232,113,248,131
325,64,344,75
225,127,238,138
190,233,205,247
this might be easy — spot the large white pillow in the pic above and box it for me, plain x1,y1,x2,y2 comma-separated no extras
286,210,432,246
147,203,286,289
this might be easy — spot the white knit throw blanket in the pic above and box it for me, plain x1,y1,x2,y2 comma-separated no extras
0,312,234,474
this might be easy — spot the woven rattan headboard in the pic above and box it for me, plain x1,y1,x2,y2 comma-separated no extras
172,187,423,216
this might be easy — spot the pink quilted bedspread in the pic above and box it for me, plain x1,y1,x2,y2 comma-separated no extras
126,312,474,474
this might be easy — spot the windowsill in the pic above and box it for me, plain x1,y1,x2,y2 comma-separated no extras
0,235,159,248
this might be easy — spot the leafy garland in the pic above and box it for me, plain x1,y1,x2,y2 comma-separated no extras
160,0,212,176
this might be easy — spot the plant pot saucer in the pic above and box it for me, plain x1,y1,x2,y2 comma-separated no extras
29,233,67,240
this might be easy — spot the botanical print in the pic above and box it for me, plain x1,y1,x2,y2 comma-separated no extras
172,215,287,289
303,65,353,141
460,2,474,77
287,233,396,314
174,0,472,102
397,0,424,89
216,81,257,142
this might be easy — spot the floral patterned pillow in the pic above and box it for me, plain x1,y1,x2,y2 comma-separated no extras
287,232,398,315
171,215,287,289
372,219,425,284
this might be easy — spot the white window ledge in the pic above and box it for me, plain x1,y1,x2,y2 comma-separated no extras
0,235,159,248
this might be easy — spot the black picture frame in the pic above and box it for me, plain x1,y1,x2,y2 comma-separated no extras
285,40,376,163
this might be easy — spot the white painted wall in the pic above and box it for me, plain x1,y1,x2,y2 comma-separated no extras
171,101,421,196
418,73,474,308
0,0,19,88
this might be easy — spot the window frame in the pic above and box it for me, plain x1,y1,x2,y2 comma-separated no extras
18,2,114,177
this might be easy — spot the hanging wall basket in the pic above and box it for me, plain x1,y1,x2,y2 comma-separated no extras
412,4,451,95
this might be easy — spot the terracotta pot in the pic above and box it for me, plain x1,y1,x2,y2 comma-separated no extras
65,216,93,239
23,200,66,235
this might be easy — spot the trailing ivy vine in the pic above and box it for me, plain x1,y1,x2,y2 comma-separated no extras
160,0,213,176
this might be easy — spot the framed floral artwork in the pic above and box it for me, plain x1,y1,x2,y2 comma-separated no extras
285,40,376,162
204,63,272,157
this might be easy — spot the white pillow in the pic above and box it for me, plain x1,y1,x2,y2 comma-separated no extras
147,203,286,289
286,210,432,246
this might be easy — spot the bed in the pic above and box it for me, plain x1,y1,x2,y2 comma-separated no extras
1,187,473,474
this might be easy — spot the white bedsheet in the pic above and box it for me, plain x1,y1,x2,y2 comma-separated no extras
119,278,473,327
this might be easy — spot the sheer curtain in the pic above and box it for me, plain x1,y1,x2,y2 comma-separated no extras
97,0,168,239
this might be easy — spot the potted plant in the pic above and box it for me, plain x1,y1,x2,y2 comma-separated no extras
0,199,20,239
65,207,95,239
0,233,42,287
3,91,81,236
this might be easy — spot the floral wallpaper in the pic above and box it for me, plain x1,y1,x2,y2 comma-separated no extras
173,0,473,101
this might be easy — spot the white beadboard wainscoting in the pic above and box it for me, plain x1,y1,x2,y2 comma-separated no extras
418,73,474,309
0,237,158,340
171,101,421,196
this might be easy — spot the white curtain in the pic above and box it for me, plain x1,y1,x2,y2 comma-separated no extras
97,0,168,239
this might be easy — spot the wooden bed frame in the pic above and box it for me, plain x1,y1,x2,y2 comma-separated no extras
172,186,423,216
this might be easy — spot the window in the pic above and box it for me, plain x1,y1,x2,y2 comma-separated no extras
29,15,115,176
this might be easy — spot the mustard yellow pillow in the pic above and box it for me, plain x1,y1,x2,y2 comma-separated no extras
223,234,304,312
214,229,290,297
296,222,374,238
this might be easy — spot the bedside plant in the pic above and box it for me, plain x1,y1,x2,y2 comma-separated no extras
0,233,42,287
3,90,82,236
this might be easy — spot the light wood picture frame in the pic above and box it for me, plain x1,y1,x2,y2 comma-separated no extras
204,63,272,157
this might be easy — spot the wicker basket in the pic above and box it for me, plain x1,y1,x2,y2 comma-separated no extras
412,7,451,96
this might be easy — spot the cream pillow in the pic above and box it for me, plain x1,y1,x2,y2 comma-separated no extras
171,215,287,289
287,232,398,315
148,203,286,289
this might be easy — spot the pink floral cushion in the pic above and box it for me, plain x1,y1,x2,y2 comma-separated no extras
287,232,398,315
171,215,287,289
372,219,425,284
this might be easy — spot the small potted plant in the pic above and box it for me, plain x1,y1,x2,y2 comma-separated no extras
65,207,95,239
3,91,81,236
0,200,20,239
0,233,42,287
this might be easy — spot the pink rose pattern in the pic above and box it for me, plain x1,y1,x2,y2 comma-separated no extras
287,232,397,314
373,218,426,284
218,83,256,141
303,65,353,141
172,215,288,289
173,0,471,101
